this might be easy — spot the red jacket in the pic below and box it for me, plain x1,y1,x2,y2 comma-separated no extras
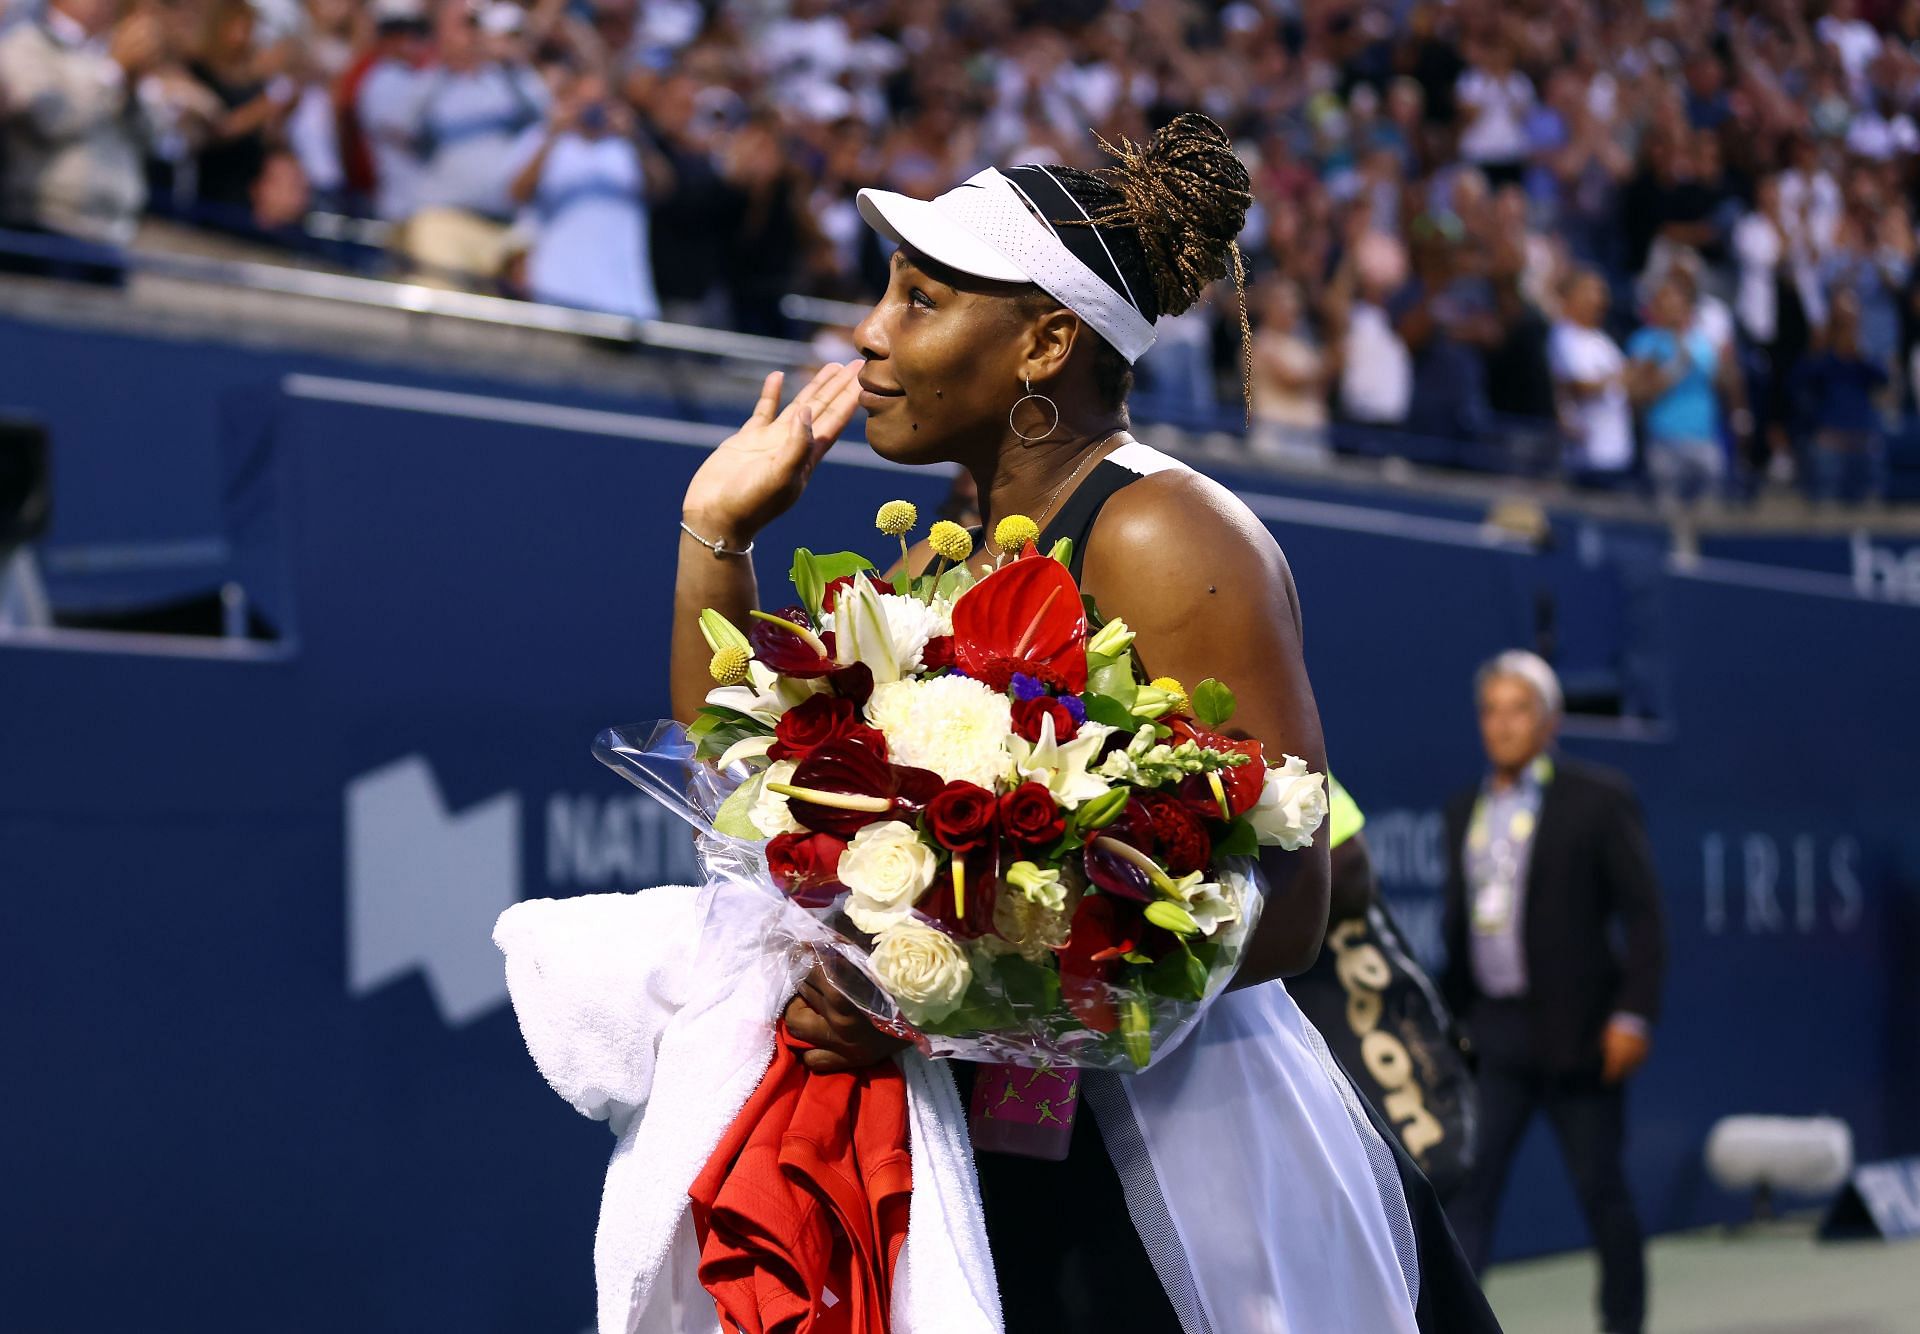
689,1023,911,1334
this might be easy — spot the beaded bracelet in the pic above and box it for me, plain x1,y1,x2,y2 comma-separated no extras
680,520,754,558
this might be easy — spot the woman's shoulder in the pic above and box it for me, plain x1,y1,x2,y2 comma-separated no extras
1086,446,1292,591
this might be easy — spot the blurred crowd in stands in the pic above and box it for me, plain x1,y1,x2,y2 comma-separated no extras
3,0,1919,502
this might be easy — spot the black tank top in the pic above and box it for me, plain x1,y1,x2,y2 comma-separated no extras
1036,440,1186,585
962,439,1191,1334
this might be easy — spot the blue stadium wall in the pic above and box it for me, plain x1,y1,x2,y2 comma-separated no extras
3,313,1917,1333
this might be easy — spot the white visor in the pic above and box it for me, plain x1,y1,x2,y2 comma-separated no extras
857,167,1159,364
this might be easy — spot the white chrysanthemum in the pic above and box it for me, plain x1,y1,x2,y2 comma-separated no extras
825,588,948,677
747,761,803,837
864,675,1013,789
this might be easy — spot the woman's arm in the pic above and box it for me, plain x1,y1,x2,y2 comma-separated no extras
1083,471,1332,984
669,362,865,722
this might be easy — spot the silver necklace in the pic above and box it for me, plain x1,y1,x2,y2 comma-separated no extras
1027,430,1127,536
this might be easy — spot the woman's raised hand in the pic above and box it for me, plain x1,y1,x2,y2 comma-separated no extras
682,360,866,543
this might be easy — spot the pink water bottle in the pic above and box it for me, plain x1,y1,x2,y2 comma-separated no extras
967,1062,1080,1161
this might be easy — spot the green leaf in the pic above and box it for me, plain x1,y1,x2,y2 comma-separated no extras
1212,817,1260,859
1143,944,1209,1002
994,954,1062,1015
1192,678,1237,729
1081,594,1104,628
1079,692,1137,731
892,566,912,596
711,774,764,839
1047,536,1074,567
1087,655,1139,709
810,551,877,583
935,563,976,602
790,549,875,620
915,970,1016,1035
790,549,825,622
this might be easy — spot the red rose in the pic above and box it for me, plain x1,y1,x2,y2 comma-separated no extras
821,571,891,613
769,694,886,763
1134,791,1211,876
925,781,998,852
998,781,1065,848
765,831,848,907
1010,696,1079,744
920,636,956,672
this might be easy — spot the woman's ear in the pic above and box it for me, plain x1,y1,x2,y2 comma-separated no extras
1016,304,1084,386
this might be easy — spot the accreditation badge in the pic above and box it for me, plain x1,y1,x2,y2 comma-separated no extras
1472,874,1515,934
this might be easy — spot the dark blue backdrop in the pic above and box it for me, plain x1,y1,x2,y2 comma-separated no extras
2,318,1917,1333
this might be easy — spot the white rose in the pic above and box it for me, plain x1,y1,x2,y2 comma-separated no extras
1247,755,1329,850
838,820,940,933
864,675,1013,790
870,919,973,1025
747,761,803,837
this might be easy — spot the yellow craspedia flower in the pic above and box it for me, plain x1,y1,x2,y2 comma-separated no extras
1150,676,1189,714
708,645,750,685
928,519,973,563
993,514,1040,553
876,499,918,536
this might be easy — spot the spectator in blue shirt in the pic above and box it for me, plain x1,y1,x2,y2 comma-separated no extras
1793,290,1890,504
1627,275,1738,508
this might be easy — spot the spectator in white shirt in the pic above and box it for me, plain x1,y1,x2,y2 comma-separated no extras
506,70,660,322
393,0,549,287
0,0,162,248
1455,37,1535,189
1548,268,1634,485
1337,229,1414,426
353,0,434,225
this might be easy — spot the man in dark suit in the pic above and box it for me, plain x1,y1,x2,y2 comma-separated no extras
1442,651,1666,1334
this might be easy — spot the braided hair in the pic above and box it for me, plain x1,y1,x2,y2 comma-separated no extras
1038,113,1255,416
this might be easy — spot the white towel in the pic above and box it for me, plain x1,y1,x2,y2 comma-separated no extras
494,881,1003,1334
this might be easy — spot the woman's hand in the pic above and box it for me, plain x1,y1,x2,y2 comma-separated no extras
682,360,865,545
782,961,912,1073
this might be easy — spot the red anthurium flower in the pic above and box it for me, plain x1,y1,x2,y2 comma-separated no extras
916,853,998,937
1056,895,1141,1033
1080,803,1158,901
749,605,838,678
1011,696,1079,744
781,738,945,838
1166,719,1267,820
1134,791,1212,876
924,781,997,852
765,831,848,908
769,695,887,763
949,555,1088,693
827,662,874,706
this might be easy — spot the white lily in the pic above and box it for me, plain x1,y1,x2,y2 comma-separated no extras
1005,714,1115,810
831,576,904,683
1181,880,1241,936
705,660,826,726
715,733,776,772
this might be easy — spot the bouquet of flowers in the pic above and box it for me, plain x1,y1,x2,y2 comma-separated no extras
602,502,1327,1070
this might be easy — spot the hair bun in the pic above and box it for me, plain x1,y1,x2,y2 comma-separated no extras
1091,112,1252,319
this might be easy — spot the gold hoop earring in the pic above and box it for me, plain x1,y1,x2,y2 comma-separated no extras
1009,377,1059,445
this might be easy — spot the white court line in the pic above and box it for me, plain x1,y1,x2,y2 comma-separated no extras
1666,552,1907,606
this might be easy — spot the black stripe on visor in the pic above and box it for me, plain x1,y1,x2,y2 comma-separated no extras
999,165,1158,323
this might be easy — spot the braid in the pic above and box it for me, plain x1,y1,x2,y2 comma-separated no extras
1048,113,1256,421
